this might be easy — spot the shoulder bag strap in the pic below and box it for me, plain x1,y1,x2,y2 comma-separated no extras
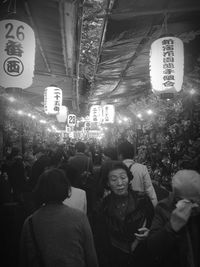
28,216,45,267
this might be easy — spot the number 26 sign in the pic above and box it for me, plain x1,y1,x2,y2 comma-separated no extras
0,19,35,89
67,114,76,127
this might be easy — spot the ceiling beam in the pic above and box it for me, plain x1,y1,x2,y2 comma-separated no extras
87,5,200,20
24,1,52,74
110,6,200,19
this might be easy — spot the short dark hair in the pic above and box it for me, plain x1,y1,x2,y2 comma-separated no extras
118,141,135,159
75,141,86,153
33,168,70,205
101,160,133,190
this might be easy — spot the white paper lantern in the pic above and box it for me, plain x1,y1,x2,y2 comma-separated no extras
150,36,184,97
56,105,68,123
89,105,102,123
44,85,62,114
102,105,115,123
0,19,35,89
67,114,76,127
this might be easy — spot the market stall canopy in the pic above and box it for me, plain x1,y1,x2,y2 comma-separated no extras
1,0,200,118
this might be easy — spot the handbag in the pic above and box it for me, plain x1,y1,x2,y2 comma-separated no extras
28,216,45,267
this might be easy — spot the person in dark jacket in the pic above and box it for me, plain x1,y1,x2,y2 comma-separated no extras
147,169,200,267
68,141,93,188
91,161,154,267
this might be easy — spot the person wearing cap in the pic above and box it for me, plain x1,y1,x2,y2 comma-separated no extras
147,169,200,267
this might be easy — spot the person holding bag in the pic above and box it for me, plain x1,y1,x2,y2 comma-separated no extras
91,161,154,267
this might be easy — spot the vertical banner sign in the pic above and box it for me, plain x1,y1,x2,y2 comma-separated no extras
102,105,115,123
44,85,62,114
150,36,184,95
67,114,76,127
84,121,90,131
89,105,102,123
0,19,35,89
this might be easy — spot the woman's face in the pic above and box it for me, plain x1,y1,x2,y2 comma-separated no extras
107,168,129,196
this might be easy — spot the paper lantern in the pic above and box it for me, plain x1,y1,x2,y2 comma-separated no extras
67,114,76,127
44,85,62,114
89,105,102,123
102,105,115,123
150,36,184,97
0,19,35,89
56,105,68,123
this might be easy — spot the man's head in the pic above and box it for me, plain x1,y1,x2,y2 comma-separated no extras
172,170,200,206
117,141,135,160
75,141,86,153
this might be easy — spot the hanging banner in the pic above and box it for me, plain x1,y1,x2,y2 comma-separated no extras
89,105,102,123
102,104,115,123
0,19,35,89
150,36,184,96
44,85,62,114
67,114,76,127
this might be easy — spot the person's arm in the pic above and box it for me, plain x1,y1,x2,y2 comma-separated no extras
143,166,158,207
147,203,180,264
83,191,87,214
82,215,99,267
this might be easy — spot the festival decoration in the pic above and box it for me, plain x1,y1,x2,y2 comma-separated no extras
102,104,115,123
150,36,184,98
89,105,102,123
67,114,76,127
44,85,62,115
0,19,35,89
56,105,68,123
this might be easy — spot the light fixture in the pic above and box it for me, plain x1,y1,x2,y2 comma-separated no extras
147,109,153,115
137,113,142,119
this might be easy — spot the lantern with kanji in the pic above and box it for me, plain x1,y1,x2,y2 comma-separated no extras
89,105,102,123
67,114,76,127
150,36,184,98
56,105,68,123
44,85,62,114
0,19,35,89
102,104,115,123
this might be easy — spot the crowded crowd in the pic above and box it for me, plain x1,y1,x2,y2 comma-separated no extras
0,139,200,267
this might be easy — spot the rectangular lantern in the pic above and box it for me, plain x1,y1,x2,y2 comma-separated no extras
0,19,35,89
102,104,115,123
89,105,102,123
67,114,76,127
44,85,62,114
150,36,184,98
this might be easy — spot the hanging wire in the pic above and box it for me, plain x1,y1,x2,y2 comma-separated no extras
8,0,16,14
164,11,169,35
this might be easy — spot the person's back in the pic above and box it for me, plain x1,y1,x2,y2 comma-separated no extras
20,168,98,267
68,141,93,188
118,141,158,207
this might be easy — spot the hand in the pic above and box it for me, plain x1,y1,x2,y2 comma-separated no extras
134,227,150,241
170,199,198,232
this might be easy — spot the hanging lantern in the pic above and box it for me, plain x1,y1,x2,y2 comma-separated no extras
102,105,115,123
56,105,68,123
89,105,102,123
44,85,62,114
0,19,35,89
67,114,76,127
150,36,184,98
